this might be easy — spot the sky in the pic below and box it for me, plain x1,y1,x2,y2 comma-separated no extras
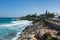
0,0,60,17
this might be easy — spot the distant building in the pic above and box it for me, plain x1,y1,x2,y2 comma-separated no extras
54,13,60,18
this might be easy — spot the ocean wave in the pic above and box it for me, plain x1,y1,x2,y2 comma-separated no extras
11,32,21,40
11,25,28,40
0,20,32,40
0,20,32,27
11,20,33,40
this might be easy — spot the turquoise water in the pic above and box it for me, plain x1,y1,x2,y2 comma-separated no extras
0,18,32,40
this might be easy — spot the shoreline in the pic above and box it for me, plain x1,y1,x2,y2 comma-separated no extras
17,21,60,40
11,20,33,40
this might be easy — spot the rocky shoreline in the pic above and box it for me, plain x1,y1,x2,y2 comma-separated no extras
17,21,60,40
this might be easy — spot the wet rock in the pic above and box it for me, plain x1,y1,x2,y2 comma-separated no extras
35,31,41,40
56,32,60,36
41,32,52,40
51,37,59,40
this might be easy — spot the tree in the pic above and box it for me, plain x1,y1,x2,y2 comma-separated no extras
45,10,55,18
46,13,55,18
31,12,37,17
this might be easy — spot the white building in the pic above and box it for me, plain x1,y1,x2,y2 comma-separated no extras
54,13,60,18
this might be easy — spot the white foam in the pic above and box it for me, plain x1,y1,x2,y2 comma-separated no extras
12,26,27,40
0,20,32,27
11,31,22,40
11,20,32,40
0,20,32,40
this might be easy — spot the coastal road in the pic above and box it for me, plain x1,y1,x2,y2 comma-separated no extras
45,19,60,29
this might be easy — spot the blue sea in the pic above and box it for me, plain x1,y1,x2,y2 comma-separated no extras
0,18,32,40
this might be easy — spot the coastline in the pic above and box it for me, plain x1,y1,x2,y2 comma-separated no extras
17,21,60,40
11,20,33,40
